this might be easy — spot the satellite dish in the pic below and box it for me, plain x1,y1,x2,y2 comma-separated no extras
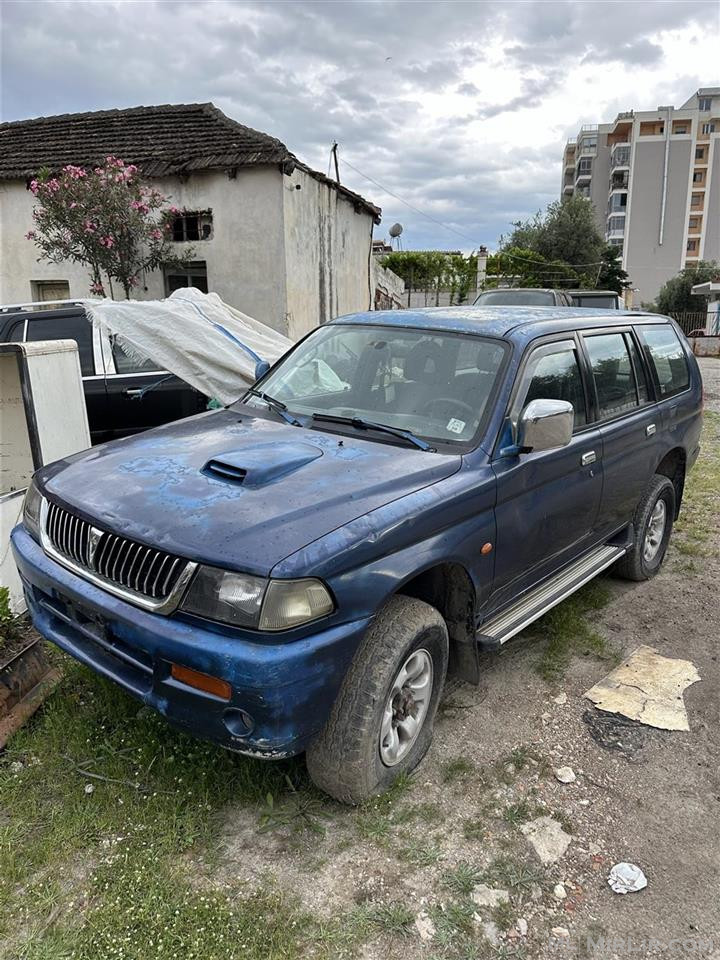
389,223,403,238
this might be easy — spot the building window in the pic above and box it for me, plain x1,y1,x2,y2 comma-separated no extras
576,158,592,174
699,97,712,111
701,123,716,134
686,239,697,252
608,216,625,233
31,280,70,308
695,147,705,160
608,193,628,213
693,171,704,182
672,121,688,134
170,210,213,242
691,193,703,208
689,218,699,231
164,261,208,295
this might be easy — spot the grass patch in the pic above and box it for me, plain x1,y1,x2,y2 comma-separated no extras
397,836,444,867
482,855,543,894
531,580,616,683
348,901,415,938
491,898,515,932
441,756,475,784
441,861,484,895
673,412,720,566
502,800,533,827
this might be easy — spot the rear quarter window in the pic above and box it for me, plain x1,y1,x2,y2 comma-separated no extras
637,325,690,398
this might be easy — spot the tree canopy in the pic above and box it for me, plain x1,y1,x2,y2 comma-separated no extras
381,250,478,305
501,196,605,268
654,261,719,315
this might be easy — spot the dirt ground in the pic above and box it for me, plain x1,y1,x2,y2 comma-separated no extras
698,356,720,413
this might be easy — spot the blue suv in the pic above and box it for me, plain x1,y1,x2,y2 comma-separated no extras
12,307,702,802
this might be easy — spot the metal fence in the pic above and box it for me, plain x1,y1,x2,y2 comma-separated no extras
669,312,708,335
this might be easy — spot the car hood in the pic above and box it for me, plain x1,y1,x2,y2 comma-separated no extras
38,409,461,576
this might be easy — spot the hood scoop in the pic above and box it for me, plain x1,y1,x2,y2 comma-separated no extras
202,441,323,488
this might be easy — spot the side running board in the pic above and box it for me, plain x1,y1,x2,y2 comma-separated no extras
477,544,626,650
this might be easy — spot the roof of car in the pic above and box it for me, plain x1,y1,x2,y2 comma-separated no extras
331,306,663,338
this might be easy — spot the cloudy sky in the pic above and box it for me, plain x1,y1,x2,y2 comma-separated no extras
2,0,717,251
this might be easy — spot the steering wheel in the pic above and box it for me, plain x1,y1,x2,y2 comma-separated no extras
419,397,476,422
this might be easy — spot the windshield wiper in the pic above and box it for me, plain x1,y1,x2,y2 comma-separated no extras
311,413,434,451
246,389,303,427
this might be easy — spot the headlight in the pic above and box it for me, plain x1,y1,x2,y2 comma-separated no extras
22,480,44,542
181,567,334,631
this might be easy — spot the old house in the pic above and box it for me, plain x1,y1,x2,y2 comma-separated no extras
0,103,382,339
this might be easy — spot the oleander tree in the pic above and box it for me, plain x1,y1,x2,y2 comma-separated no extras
25,157,188,298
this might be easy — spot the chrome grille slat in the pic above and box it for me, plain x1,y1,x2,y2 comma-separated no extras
44,502,188,606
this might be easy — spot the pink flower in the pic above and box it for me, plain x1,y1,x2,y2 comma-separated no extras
89,280,105,295
25,230,37,240
29,179,39,194
99,235,115,248
128,275,139,287
83,220,97,233
47,178,60,193
169,205,180,214
150,228,163,240
69,201,78,209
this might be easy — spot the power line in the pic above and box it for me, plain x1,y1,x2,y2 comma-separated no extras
340,153,606,270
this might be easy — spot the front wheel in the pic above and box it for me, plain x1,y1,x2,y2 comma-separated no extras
616,475,676,581
306,596,449,804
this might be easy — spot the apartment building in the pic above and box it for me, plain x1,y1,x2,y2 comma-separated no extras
561,88,720,304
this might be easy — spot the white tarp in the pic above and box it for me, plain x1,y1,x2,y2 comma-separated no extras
83,288,293,405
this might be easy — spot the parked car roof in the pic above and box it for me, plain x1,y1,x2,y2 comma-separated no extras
331,306,661,339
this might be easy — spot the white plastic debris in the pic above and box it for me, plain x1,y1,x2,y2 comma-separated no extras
516,918,528,936
607,862,647,894
554,766,576,784
84,783,94,795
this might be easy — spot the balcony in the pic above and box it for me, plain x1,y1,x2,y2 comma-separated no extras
611,143,631,169
609,172,629,191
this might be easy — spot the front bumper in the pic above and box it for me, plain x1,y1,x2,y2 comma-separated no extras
11,526,369,757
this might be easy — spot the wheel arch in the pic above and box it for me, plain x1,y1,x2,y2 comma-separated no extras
655,446,686,518
395,561,479,684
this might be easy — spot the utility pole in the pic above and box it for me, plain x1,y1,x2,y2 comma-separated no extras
331,142,340,183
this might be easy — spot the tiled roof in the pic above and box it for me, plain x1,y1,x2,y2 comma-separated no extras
0,102,381,220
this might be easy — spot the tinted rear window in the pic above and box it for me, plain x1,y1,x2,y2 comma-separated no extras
571,295,619,308
638,325,690,398
476,290,555,306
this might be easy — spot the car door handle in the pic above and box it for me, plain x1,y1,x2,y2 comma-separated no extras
581,450,596,466
124,388,143,398
646,423,656,436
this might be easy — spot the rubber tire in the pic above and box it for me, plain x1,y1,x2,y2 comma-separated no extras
615,474,676,582
306,596,449,804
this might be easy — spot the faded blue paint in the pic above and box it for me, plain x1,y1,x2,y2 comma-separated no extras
11,307,703,758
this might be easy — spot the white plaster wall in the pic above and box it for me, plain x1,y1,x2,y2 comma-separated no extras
0,168,288,333
282,167,374,340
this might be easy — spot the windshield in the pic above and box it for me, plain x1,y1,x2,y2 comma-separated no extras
241,324,507,446
571,295,619,308
475,290,555,306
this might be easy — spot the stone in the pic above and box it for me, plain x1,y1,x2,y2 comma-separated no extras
551,926,570,939
553,883,567,900
517,918,528,936
471,884,510,908
588,841,602,855
553,693,568,706
521,816,572,865
482,921,501,946
554,766,576,784
414,911,435,941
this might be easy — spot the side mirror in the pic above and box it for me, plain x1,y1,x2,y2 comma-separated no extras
254,359,270,381
517,398,574,453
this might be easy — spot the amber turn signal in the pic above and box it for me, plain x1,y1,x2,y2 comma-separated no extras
481,542,493,555
170,663,232,700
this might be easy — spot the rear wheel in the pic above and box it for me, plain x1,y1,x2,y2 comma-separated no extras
616,475,676,581
306,595,448,804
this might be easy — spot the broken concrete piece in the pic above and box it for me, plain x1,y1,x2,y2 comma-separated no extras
415,911,436,941
471,884,510,908
521,816,572,865
554,766,576,784
584,645,700,731
553,883,567,900
482,920,501,946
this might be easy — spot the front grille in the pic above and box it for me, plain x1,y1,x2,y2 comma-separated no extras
45,501,188,603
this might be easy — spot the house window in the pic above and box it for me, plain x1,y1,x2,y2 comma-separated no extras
693,171,704,182
699,97,712,111
689,218,699,231
687,239,697,252
171,210,213,242
701,123,716,134
163,261,208,295
31,280,70,309
695,147,705,160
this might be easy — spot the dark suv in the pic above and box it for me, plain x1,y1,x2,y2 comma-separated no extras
13,306,702,803
0,304,206,443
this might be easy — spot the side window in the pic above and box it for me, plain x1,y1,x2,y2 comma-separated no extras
111,338,162,374
638,325,690,398
514,340,587,429
25,314,94,376
583,333,638,419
